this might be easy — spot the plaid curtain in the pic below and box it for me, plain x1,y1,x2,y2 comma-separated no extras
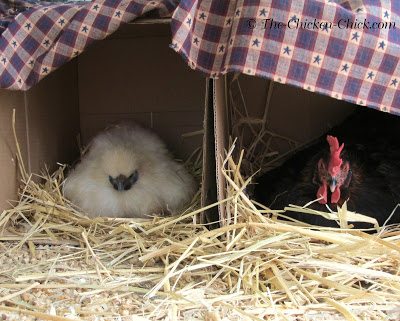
171,0,400,114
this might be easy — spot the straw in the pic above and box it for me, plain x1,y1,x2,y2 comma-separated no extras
0,110,399,320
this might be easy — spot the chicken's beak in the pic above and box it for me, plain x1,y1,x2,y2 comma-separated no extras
329,179,337,193
110,173,137,192
115,175,128,191
116,181,125,191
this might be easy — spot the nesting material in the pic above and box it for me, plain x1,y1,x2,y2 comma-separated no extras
0,118,399,321
228,74,302,178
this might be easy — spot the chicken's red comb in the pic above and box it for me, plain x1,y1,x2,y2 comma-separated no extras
327,135,344,177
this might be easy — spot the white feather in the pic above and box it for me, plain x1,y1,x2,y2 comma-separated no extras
63,124,197,218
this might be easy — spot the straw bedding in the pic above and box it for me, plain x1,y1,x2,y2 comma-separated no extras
0,114,399,321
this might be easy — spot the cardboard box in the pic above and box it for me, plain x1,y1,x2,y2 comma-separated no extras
0,21,208,212
212,74,355,225
0,20,356,224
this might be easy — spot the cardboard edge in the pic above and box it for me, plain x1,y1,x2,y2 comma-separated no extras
200,78,219,225
213,76,229,226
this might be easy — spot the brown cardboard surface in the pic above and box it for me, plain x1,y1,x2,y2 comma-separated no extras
0,59,79,211
0,90,27,209
214,77,229,223
25,61,80,173
152,111,204,158
78,23,205,159
79,113,153,142
200,79,218,225
232,75,354,153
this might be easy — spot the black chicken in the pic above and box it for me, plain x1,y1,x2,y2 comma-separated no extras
254,108,400,228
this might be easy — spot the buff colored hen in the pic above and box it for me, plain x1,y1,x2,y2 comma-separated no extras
64,124,197,218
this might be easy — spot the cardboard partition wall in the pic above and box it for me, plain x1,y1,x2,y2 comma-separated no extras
211,74,356,225
0,61,80,210
0,21,208,214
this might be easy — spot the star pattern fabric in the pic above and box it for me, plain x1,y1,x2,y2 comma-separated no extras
0,0,177,90
171,0,400,114
0,0,89,34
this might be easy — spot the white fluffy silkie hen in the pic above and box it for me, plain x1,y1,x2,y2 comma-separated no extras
63,124,197,218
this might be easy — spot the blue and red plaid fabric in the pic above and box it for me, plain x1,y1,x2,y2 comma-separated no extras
0,0,176,89
171,0,400,115
0,0,400,115
0,1,91,36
